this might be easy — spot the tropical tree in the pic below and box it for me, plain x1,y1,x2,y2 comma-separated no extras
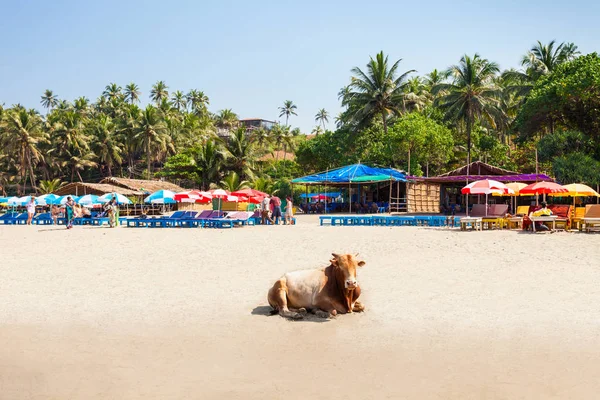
219,171,250,192
103,83,122,101
311,126,323,136
40,90,58,113
433,54,501,170
2,109,47,191
278,100,297,126
89,114,122,176
38,178,65,194
346,51,415,134
150,80,169,105
134,105,170,179
195,139,225,189
250,127,271,150
315,108,329,130
215,109,239,131
221,126,256,179
124,83,141,104
187,90,210,114
171,90,187,111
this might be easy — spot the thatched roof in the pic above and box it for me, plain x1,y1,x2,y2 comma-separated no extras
436,161,518,177
99,177,186,193
259,151,295,162
54,182,142,196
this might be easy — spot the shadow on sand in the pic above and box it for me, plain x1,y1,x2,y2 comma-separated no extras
251,306,330,323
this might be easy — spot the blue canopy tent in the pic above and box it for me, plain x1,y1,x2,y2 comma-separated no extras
291,164,407,212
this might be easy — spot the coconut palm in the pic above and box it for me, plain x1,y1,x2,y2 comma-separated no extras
38,178,65,194
278,100,297,126
195,139,225,190
433,54,501,170
150,80,169,105
221,126,256,180
124,83,141,104
40,90,58,113
187,89,210,114
63,151,97,182
311,126,323,136
219,171,250,192
215,109,239,131
89,114,122,176
2,108,47,191
346,51,416,134
171,90,187,111
250,127,271,150
315,108,329,131
134,105,170,179
103,83,122,101
52,110,88,156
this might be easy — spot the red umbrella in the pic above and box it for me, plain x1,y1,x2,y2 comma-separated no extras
312,194,333,201
461,179,513,195
519,181,568,195
174,191,201,203
231,188,268,198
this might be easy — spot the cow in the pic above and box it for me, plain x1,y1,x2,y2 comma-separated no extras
267,253,366,319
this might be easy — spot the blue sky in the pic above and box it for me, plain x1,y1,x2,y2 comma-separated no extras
1,0,599,134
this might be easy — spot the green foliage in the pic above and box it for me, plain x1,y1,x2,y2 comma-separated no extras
537,130,593,162
552,153,600,185
38,178,64,194
219,171,250,192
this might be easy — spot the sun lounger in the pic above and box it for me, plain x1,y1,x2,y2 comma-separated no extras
547,204,572,230
571,207,586,231
0,212,20,224
127,211,188,227
583,205,600,232
32,213,54,225
482,204,509,229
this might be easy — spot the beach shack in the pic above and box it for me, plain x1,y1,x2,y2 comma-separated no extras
291,163,407,212
411,161,552,213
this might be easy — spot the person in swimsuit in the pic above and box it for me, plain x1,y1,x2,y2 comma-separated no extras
284,196,294,225
65,197,75,229
26,196,36,225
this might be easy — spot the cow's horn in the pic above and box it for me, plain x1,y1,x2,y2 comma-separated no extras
331,253,340,258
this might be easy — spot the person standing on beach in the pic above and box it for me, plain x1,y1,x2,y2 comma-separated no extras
284,196,294,225
270,193,282,225
65,196,75,229
26,196,36,225
261,195,272,225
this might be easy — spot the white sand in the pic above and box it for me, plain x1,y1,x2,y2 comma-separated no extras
1,216,599,399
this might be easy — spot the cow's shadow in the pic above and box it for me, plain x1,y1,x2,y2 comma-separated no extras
251,306,330,323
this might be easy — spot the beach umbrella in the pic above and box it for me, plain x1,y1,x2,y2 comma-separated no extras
210,189,228,210
231,188,268,199
77,194,104,206
57,195,79,205
548,183,600,197
174,191,200,203
312,194,333,200
37,193,60,205
7,196,22,206
520,181,568,204
144,190,176,204
462,180,514,216
98,192,132,205
491,182,527,213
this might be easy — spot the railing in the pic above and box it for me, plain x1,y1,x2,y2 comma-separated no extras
389,197,407,213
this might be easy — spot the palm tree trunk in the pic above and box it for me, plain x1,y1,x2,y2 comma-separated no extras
321,120,325,132
147,138,151,179
466,117,472,168
382,113,388,135
285,115,289,127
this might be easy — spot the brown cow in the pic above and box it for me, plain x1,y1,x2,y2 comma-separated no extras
267,253,366,319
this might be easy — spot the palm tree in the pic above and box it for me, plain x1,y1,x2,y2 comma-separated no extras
150,80,169,105
124,83,141,104
64,151,97,182
250,127,271,150
219,171,250,192
53,111,88,156
73,97,90,115
221,126,256,179
40,90,58,113
187,90,210,114
103,83,122,101
134,105,170,179
38,178,64,194
195,139,225,190
120,103,142,176
315,108,329,131
215,109,239,131
278,100,297,126
311,126,323,136
89,114,122,176
2,109,47,191
433,54,501,171
404,77,430,112
346,51,416,134
171,90,187,111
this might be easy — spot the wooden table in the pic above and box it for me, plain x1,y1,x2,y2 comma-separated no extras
529,215,557,232
460,217,482,231
583,218,600,232
506,216,524,229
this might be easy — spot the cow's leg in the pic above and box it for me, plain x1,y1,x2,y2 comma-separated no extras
289,307,307,316
267,279,303,320
351,286,364,312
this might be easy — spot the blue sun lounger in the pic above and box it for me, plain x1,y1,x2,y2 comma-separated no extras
33,213,54,225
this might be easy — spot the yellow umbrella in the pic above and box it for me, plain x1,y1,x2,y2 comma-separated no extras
548,183,600,197
492,182,528,213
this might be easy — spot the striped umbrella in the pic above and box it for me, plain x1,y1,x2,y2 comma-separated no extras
58,195,79,205
99,192,132,205
37,194,61,205
144,190,176,204
78,194,104,206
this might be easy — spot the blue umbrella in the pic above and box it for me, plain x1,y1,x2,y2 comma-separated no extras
37,194,60,205
57,195,79,205
99,192,132,205
144,190,176,204
77,194,104,206
6,196,21,206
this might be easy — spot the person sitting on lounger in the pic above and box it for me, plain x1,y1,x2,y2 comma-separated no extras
531,201,553,231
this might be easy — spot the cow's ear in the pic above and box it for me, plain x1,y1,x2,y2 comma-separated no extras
357,260,366,267
330,258,338,266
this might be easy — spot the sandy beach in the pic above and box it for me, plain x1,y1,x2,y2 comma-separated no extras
1,215,600,399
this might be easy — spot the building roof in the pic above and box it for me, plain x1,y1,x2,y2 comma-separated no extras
292,163,406,186
239,118,276,123
436,161,518,177
99,177,186,193
54,178,187,197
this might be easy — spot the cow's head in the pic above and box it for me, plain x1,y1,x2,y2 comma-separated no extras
330,253,365,289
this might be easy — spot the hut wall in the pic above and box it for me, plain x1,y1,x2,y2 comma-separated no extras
407,182,441,213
